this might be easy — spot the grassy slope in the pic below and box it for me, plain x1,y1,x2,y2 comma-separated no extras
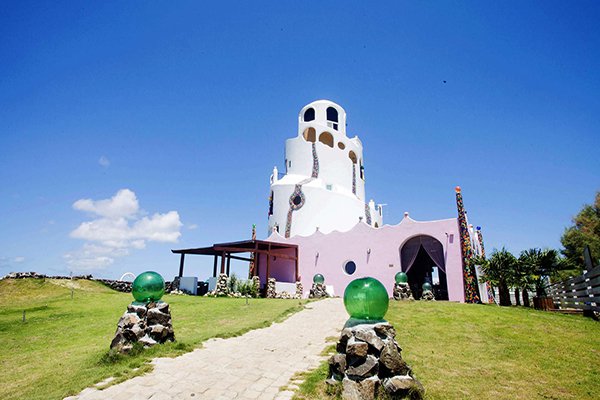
295,301,600,400
0,278,306,400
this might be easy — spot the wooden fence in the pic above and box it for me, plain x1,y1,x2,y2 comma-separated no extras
548,264,600,313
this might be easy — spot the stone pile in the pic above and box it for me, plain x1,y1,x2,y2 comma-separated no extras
266,278,277,298
252,276,261,295
393,282,414,301
420,290,435,301
309,282,329,298
214,273,229,296
110,301,175,353
328,322,424,400
296,281,304,298
96,279,133,293
1,271,93,280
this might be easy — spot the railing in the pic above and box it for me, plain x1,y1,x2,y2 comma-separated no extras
548,264,600,313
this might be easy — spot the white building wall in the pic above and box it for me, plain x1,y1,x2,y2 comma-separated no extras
268,100,381,237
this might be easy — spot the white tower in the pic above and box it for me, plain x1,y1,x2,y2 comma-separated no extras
268,100,383,237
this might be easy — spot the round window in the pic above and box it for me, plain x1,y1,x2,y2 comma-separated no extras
292,195,302,206
344,261,356,275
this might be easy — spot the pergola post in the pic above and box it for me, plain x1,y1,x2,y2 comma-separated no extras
213,255,218,277
255,251,260,278
294,247,299,282
266,243,271,282
220,252,226,274
226,254,231,276
178,254,185,277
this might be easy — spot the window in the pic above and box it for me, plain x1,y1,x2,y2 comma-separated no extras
326,184,332,191
319,132,334,148
348,151,357,164
344,261,356,275
326,107,339,130
304,107,315,122
303,127,316,143
360,161,364,180
337,142,345,150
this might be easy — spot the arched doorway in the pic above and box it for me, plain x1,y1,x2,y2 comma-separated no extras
400,235,448,300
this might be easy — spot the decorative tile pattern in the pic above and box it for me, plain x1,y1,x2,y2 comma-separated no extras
311,143,319,178
284,178,314,238
352,164,356,195
364,203,372,225
456,188,481,303
476,227,495,304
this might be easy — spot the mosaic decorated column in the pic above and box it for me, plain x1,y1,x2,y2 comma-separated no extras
455,186,481,303
476,226,495,304
249,224,257,278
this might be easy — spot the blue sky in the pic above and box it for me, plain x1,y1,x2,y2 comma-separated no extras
1,1,599,280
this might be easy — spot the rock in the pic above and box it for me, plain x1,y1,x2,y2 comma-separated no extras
342,376,380,400
329,353,347,379
374,323,396,340
110,301,175,353
138,334,157,347
117,312,140,328
329,321,422,399
266,278,277,298
354,326,385,353
127,304,147,318
346,337,368,359
347,355,379,380
380,341,410,377
147,308,170,326
309,282,329,298
421,290,435,301
295,281,303,299
382,375,425,399
393,282,414,301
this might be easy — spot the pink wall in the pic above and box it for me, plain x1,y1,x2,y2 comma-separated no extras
267,215,466,302
257,248,297,288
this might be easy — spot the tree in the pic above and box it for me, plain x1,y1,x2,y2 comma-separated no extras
561,191,600,269
474,248,517,307
519,248,567,298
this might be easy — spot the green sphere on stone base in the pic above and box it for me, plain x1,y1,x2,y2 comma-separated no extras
343,277,389,323
132,271,165,303
313,274,325,284
395,272,408,284
422,282,432,292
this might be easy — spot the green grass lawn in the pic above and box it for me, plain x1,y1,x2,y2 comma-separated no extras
0,278,307,400
295,301,600,400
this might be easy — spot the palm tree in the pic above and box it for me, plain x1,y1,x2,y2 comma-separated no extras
474,248,517,307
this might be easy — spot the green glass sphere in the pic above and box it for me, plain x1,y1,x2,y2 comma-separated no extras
422,282,432,292
313,274,325,284
395,272,408,284
343,277,389,320
132,271,165,302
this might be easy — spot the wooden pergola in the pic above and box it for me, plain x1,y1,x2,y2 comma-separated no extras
171,239,299,282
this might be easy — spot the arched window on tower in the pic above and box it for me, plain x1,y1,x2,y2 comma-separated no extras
304,107,315,122
348,151,357,164
326,107,339,130
319,132,334,148
303,127,316,142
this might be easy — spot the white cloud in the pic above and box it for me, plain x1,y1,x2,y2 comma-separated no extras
73,189,139,219
187,223,198,230
66,189,183,271
99,156,110,168
13,256,25,263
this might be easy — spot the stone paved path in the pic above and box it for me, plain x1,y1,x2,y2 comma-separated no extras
66,298,346,400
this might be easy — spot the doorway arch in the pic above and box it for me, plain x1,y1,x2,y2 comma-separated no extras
399,235,448,300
